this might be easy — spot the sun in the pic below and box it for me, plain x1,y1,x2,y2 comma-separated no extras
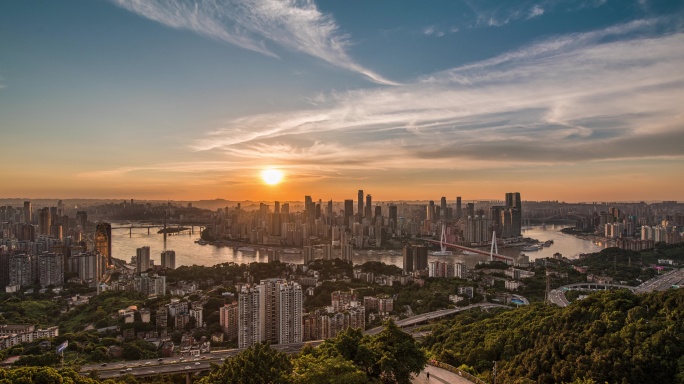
261,169,284,185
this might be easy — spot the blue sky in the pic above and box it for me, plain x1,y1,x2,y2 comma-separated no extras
1,0,683,201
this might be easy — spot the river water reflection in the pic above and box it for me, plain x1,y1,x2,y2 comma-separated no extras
111,224,605,270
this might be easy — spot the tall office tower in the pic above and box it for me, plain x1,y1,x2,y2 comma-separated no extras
274,201,280,214
95,222,112,266
489,206,505,236
23,201,32,224
456,197,462,220
161,250,176,269
8,254,33,287
136,246,151,274
303,246,315,265
413,246,428,271
389,204,398,228
281,203,289,215
358,190,364,223
440,197,447,220
50,224,63,241
466,203,475,218
326,200,333,219
277,281,303,344
315,203,321,219
57,200,64,216
39,207,51,235
365,195,372,219
375,205,382,219
238,285,262,348
304,196,315,224
76,211,87,230
402,245,414,273
220,303,239,341
260,278,284,344
344,200,354,228
38,253,63,287
504,192,522,237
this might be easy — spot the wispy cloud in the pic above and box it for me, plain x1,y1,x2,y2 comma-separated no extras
110,0,397,85
188,20,684,177
528,5,545,19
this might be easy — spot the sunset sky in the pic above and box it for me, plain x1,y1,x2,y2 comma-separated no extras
1,0,683,202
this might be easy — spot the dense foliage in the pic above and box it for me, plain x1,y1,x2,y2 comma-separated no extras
425,288,684,383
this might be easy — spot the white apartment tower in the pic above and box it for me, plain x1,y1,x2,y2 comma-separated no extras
238,285,261,348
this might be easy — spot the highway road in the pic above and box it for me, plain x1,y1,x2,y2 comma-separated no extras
81,341,321,380
549,268,684,307
364,303,509,335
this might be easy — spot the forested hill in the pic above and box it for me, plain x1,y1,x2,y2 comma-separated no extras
424,288,684,384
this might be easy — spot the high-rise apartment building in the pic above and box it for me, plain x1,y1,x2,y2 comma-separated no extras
161,250,176,269
456,196,462,220
8,254,33,287
238,285,261,348
440,197,447,220
38,253,63,287
220,303,239,341
277,281,303,344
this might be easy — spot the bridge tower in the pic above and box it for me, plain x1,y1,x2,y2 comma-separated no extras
489,231,498,262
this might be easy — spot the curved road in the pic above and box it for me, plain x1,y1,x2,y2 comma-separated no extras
549,268,684,307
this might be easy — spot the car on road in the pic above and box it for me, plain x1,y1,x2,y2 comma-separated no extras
185,366,191,369
145,362,151,365
195,362,200,365
101,363,107,367
126,368,132,371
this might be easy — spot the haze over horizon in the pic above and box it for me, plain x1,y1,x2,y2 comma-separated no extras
2,1,683,202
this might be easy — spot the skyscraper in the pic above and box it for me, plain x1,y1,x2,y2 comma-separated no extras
358,190,364,223
365,194,372,219
389,204,398,229
456,196,462,220
136,246,151,274
39,207,51,235
440,197,447,220
504,192,522,237
260,278,283,344
344,199,354,228
413,246,428,271
95,222,112,266
23,201,32,224
402,245,414,273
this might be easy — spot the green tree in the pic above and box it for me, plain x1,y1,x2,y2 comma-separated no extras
370,319,428,384
198,343,291,384
291,354,370,384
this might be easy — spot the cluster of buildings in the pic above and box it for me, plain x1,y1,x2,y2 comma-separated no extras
218,279,303,348
0,324,59,351
205,192,524,253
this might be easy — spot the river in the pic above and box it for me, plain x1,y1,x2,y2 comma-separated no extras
110,224,605,270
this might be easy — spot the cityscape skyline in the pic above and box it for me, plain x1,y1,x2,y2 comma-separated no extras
2,1,683,201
